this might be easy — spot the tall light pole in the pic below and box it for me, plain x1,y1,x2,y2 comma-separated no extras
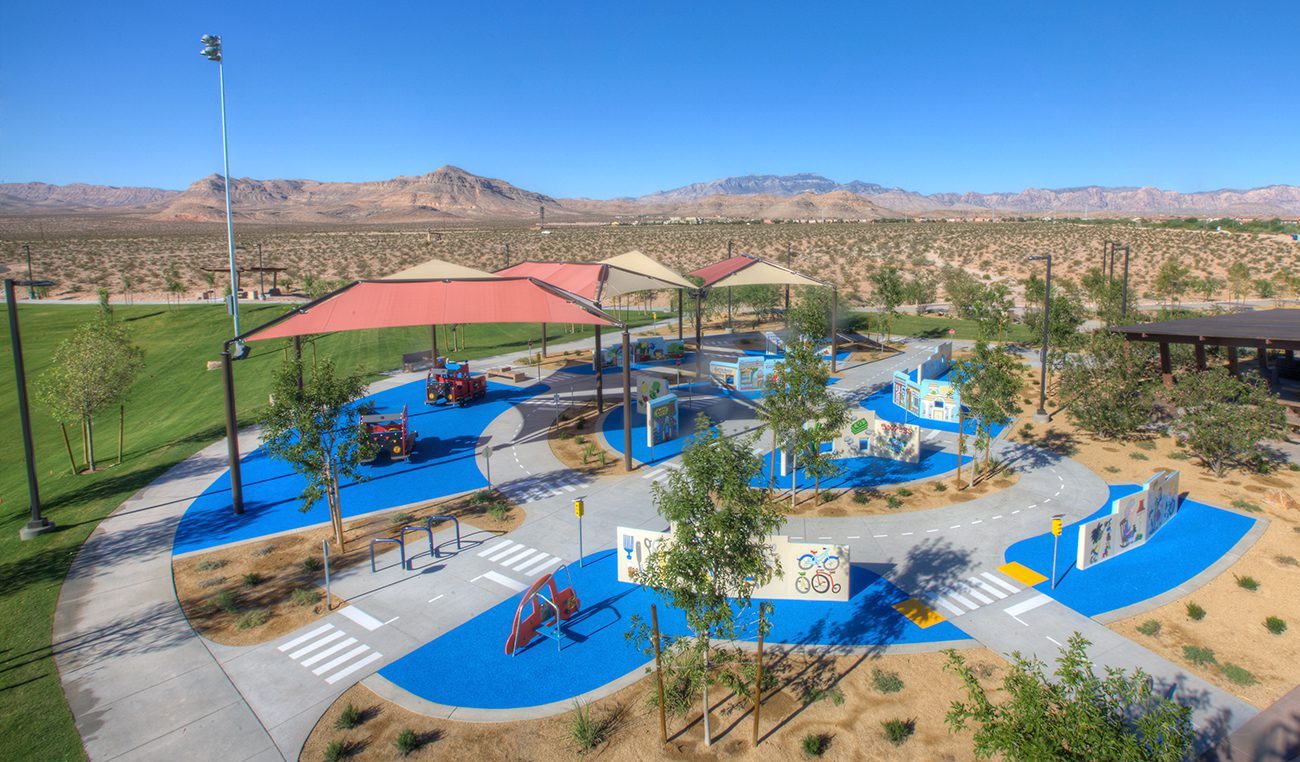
8,278,57,539
201,34,246,358
1029,255,1052,422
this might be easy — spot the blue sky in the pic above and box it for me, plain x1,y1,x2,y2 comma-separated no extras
2,2,1296,197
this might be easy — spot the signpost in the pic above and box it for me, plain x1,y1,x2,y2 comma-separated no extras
1050,514,1064,589
482,444,492,490
574,498,585,567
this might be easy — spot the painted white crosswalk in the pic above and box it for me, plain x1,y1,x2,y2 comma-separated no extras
276,622,382,686
503,471,588,502
924,569,1025,618
475,539,565,589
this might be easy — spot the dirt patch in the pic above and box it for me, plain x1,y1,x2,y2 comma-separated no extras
784,467,1020,518
174,490,523,646
300,648,1006,761
548,401,628,476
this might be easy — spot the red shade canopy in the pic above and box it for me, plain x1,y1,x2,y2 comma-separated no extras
241,277,618,342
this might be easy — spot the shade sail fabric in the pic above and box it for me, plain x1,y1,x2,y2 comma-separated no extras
598,251,695,290
381,257,498,281
497,260,691,302
243,277,616,342
689,254,830,289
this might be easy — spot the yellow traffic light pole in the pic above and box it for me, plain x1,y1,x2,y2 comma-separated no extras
1050,514,1064,589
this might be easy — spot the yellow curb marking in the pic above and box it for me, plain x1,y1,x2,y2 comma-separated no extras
893,598,945,629
999,561,1048,587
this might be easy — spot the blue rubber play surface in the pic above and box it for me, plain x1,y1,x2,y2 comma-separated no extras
859,384,1003,437
755,446,970,491
173,379,545,555
1003,485,1257,617
560,353,698,376
741,349,852,363
379,550,968,710
600,390,718,465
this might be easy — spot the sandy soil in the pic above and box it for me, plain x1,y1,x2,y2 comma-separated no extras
299,648,1009,761
174,490,523,646
549,401,628,476
1015,368,1300,707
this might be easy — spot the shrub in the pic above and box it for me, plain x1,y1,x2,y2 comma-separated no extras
487,501,511,522
1186,602,1206,621
1277,555,1298,566
251,543,276,558
1235,575,1260,591
852,490,872,504
885,494,903,509
896,487,913,497
210,590,239,614
558,430,573,440
301,556,323,573
394,728,423,757
292,588,322,607
198,576,227,589
196,558,227,572
883,718,915,746
389,511,414,526
872,668,904,694
800,732,829,756
335,703,363,730
933,481,948,492
1020,422,1034,435
1289,463,1300,472
323,739,352,762
1136,620,1162,637
574,435,587,445
242,572,266,587
567,701,605,752
1182,645,1216,666
800,684,844,706
1168,450,1190,461
235,610,268,629
1221,663,1257,686
1231,499,1262,513
1265,616,1287,635
1104,465,1121,474
1129,451,1149,461
1135,439,1157,451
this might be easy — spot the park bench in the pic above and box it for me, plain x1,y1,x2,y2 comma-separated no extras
487,366,529,382
402,351,436,372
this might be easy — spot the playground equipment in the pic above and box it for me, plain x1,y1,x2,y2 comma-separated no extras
891,342,961,423
505,564,582,655
361,405,417,462
427,362,487,406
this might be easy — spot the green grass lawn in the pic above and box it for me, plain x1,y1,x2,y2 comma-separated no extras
0,302,652,760
846,311,1036,343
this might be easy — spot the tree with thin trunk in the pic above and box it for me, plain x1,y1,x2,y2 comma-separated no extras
950,342,1024,477
1059,332,1156,441
758,337,839,501
633,416,785,747
1169,368,1284,476
260,356,375,550
868,265,906,342
36,314,144,472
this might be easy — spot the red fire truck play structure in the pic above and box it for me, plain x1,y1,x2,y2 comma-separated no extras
426,362,487,406
360,404,417,462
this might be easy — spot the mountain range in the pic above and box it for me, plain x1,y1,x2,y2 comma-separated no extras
3,167,1299,223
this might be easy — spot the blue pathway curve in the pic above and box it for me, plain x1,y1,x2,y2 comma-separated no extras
173,379,545,555
379,550,968,710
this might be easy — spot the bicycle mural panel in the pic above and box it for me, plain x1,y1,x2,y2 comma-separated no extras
614,527,850,601
867,418,920,463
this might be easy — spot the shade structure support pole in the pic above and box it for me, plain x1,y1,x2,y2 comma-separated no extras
1159,341,1173,388
430,325,438,365
622,330,633,472
677,288,683,341
595,313,604,414
1228,345,1240,376
222,349,244,514
727,287,732,332
1194,342,1207,371
694,290,704,387
541,323,547,359
293,335,303,389
8,279,52,539
830,287,839,373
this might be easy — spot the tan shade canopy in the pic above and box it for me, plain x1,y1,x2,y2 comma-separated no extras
598,250,695,290
382,257,498,281
689,254,831,289
497,260,690,302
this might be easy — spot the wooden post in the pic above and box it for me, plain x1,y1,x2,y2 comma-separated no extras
1158,341,1173,387
1228,345,1240,375
752,604,766,747
652,605,668,745
117,404,124,465
1258,345,1269,374
294,335,304,389
541,323,547,359
60,423,77,475
1194,342,1207,371
727,286,733,332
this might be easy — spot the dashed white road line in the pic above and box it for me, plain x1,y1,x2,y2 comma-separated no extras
428,594,444,604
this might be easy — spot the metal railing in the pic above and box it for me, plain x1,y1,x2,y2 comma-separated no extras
369,537,405,573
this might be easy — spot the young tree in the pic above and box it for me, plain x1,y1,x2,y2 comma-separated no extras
903,270,939,315
1059,333,1156,440
867,265,906,342
787,287,832,339
951,342,1024,475
944,633,1193,762
733,284,781,326
260,356,375,550
969,283,1014,342
941,266,984,319
1169,368,1285,476
795,395,850,503
36,314,144,472
1194,273,1222,303
758,337,841,502
1226,261,1252,304
635,417,786,746
1153,257,1191,308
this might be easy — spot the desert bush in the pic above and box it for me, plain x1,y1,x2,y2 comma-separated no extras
292,588,322,607
242,572,266,587
872,668,904,694
334,703,363,730
1235,575,1260,591
394,728,424,757
301,556,323,573
209,590,239,614
323,739,353,762
800,733,829,756
1265,616,1288,635
196,558,227,572
1137,620,1161,637
883,719,915,746
1182,645,1216,666
1221,663,1257,686
235,610,268,630
1186,602,1206,621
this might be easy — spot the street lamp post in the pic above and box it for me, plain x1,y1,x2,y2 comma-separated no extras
7,278,57,539
201,34,246,358
1029,255,1053,422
